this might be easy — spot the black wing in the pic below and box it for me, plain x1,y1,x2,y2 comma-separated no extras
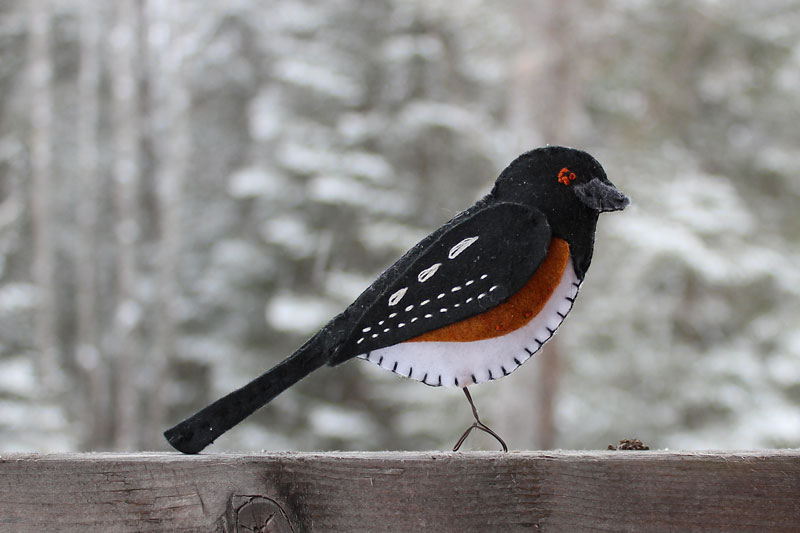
328,201,551,364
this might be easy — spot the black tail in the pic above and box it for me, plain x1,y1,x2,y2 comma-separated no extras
164,333,329,454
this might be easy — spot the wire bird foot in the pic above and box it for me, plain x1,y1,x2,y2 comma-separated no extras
452,387,508,452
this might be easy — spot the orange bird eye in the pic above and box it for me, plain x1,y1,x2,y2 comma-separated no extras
557,167,577,186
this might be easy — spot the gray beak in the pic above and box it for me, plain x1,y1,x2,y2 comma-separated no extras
573,178,630,212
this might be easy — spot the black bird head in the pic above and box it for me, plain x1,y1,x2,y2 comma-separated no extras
489,146,629,278
491,146,629,214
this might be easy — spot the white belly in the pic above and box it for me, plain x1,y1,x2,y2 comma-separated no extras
357,257,580,387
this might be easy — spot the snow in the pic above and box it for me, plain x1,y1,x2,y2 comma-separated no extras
383,34,444,61
308,404,377,441
264,292,340,335
210,239,275,281
664,175,754,237
260,215,316,259
307,174,414,216
358,221,427,254
228,166,276,199
275,142,391,183
276,142,339,176
115,299,142,331
323,270,373,302
248,88,284,142
340,151,392,183
399,100,485,133
0,283,36,314
336,113,385,144
0,356,36,396
274,59,362,103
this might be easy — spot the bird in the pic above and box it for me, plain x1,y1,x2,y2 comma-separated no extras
165,146,629,454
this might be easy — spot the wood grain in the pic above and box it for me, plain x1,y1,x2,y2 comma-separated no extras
1,451,799,532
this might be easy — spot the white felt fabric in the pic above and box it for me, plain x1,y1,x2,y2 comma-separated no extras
358,257,580,387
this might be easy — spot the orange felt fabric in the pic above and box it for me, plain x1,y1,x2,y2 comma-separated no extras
407,238,570,343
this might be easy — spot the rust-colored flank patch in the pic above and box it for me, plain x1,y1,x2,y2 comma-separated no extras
408,238,570,343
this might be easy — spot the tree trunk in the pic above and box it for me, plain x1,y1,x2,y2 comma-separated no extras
76,0,110,450
145,0,189,449
111,0,142,451
27,0,60,391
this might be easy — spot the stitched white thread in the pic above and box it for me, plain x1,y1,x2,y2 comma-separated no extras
357,338,364,344
411,317,419,322
451,286,462,292
383,328,390,333
466,297,474,303
480,274,488,280
388,287,407,306
424,314,433,319
465,280,474,286
362,327,371,332
421,299,430,306
489,285,498,292
418,263,442,282
448,236,479,259
454,303,460,308
398,323,406,328
440,308,447,313
437,293,445,299
478,293,487,299
371,333,378,338
389,313,398,318
405,305,414,312
378,320,384,325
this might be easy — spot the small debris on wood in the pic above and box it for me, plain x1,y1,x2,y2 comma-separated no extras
608,438,650,450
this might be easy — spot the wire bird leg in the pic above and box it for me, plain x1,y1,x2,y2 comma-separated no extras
452,387,508,452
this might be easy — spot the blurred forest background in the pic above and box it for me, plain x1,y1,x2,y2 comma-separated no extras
1,0,799,452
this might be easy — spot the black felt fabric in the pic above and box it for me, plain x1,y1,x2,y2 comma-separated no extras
330,203,551,362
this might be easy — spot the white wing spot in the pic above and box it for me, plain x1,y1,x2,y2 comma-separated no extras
405,305,414,312
466,280,474,286
421,299,430,306
362,327,371,333
466,297,474,303
411,317,419,323
437,293,446,299
480,274,488,280
378,320,384,325
357,338,364,344
454,303,461,308
388,287,407,306
371,333,379,338
418,263,442,283
398,323,406,328
451,286,462,292
440,308,447,313
389,313,398,318
448,236,479,259
478,293,487,299
425,314,433,319
489,285,499,292
384,328,390,333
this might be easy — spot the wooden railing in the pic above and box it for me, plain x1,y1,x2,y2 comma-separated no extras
1,451,798,531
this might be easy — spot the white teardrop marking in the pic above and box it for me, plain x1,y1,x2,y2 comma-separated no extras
448,236,479,259
388,287,407,306
418,263,442,283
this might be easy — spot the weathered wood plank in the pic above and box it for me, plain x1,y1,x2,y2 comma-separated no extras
1,451,799,532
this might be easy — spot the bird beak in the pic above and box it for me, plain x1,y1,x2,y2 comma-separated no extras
573,178,630,212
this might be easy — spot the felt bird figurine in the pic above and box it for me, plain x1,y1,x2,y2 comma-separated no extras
165,146,629,454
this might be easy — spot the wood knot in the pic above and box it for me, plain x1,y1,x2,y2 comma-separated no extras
232,495,294,533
